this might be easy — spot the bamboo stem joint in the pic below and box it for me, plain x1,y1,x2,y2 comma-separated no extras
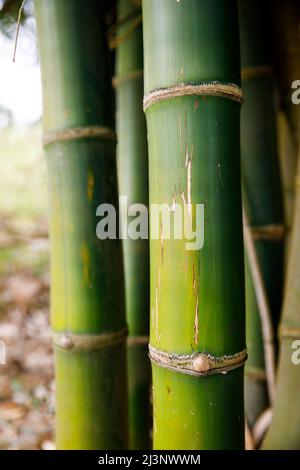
43,125,117,147
149,345,247,377
250,224,285,241
241,65,273,81
278,324,300,339
143,82,243,111
112,70,143,88
53,328,128,352
127,336,149,346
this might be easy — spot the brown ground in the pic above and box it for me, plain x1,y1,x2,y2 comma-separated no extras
0,217,54,450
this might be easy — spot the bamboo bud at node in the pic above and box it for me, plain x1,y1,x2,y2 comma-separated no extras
58,334,73,350
192,355,210,373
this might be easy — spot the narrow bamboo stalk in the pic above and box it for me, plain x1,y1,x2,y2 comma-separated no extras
253,407,272,448
143,0,245,449
245,419,255,450
239,0,284,425
243,254,269,424
243,211,276,404
34,0,128,449
115,0,150,450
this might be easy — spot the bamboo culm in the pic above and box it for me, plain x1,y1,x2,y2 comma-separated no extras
274,0,300,252
263,0,300,449
263,149,300,449
116,0,150,450
34,0,128,449
143,0,245,450
239,0,284,426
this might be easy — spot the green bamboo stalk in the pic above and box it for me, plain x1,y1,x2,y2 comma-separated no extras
239,0,284,425
115,0,150,450
263,0,300,450
243,248,269,424
143,0,245,450
277,111,297,247
274,0,300,249
273,0,300,144
263,149,300,449
34,0,128,449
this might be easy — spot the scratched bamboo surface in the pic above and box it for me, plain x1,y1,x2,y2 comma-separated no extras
143,0,245,449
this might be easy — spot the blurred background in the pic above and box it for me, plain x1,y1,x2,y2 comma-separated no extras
0,0,54,449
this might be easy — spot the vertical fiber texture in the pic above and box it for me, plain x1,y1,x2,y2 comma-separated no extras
35,0,127,449
143,0,245,449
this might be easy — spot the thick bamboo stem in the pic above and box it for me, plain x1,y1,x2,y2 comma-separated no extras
262,0,300,450
274,0,300,252
263,151,300,449
239,0,284,425
143,0,245,449
34,0,128,449
273,0,300,144
277,111,297,260
115,0,150,450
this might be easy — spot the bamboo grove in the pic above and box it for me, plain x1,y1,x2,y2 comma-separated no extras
29,0,300,450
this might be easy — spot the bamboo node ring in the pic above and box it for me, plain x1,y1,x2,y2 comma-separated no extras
127,335,149,346
279,324,300,340
250,224,285,241
112,69,143,88
149,344,247,377
241,65,273,81
143,82,243,111
53,327,128,352
43,125,117,146
245,366,266,381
